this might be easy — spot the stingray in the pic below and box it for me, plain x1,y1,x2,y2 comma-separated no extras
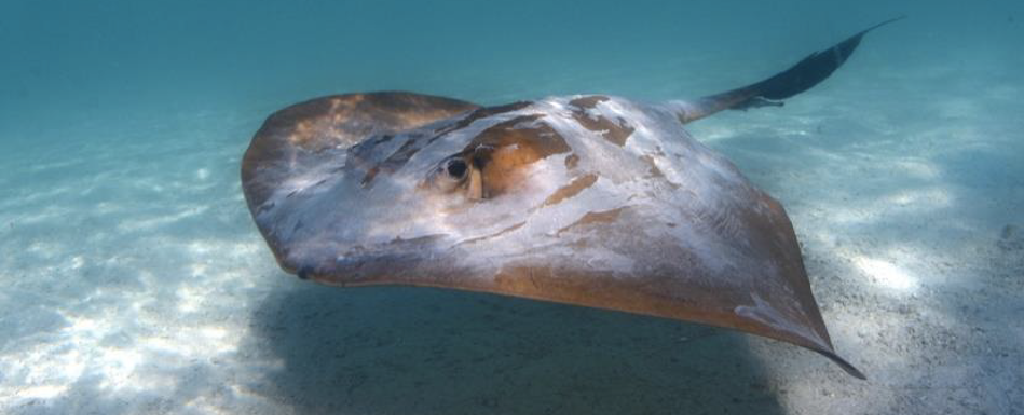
242,17,903,379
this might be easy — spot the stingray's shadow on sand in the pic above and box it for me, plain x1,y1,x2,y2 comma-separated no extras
249,282,786,415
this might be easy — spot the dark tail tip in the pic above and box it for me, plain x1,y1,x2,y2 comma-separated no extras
818,350,868,380
749,15,906,102
862,15,908,34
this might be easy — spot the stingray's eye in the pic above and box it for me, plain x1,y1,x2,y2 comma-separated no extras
446,159,468,179
424,156,472,194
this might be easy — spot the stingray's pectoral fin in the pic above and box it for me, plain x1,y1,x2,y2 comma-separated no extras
677,15,905,124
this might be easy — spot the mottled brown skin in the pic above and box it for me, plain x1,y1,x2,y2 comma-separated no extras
242,92,479,211
543,174,599,207
241,92,864,379
241,92,479,268
568,95,635,147
459,114,572,198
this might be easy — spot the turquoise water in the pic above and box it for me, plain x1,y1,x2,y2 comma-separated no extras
2,1,1022,414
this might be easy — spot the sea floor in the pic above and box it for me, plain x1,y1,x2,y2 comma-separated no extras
1,59,1022,414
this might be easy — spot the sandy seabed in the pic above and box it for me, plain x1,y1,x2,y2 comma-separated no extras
1,61,1022,415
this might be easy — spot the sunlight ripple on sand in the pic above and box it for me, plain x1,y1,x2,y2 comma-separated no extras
854,257,917,291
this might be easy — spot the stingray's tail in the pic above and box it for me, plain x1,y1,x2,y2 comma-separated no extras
676,15,905,124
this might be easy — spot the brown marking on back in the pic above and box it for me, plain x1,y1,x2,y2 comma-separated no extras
564,153,579,169
543,174,599,207
463,114,572,198
283,93,476,152
358,134,429,188
435,101,533,136
556,206,627,236
640,155,664,178
639,154,682,190
568,95,610,110
568,96,635,147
